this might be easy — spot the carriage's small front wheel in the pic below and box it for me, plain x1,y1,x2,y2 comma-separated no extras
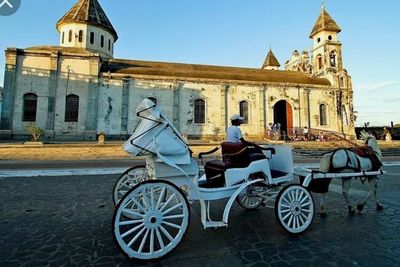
236,183,265,210
113,165,148,205
113,180,190,260
275,184,314,234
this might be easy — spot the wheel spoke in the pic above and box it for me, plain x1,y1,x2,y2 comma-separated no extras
300,194,310,204
287,214,294,227
280,207,290,213
163,214,185,220
282,209,292,221
159,225,174,242
162,203,182,215
156,188,166,210
280,203,290,208
122,208,144,218
283,194,293,205
294,216,300,228
155,228,165,249
302,208,313,213
138,229,149,253
297,190,304,202
130,196,146,213
141,189,151,209
299,213,305,225
287,191,293,202
119,219,143,226
160,193,176,212
150,229,155,254
162,220,182,230
126,225,146,245
301,201,312,208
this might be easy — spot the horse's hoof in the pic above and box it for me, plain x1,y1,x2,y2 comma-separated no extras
348,206,355,215
376,203,384,210
357,204,364,212
319,212,328,218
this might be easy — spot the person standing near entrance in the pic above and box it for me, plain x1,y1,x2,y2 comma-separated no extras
226,114,248,144
303,126,309,141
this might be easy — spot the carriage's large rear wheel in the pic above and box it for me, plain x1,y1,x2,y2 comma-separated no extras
113,165,148,205
275,184,314,234
113,180,190,260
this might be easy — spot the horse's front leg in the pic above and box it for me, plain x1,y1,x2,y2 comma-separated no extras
319,193,328,217
342,178,355,214
357,176,383,211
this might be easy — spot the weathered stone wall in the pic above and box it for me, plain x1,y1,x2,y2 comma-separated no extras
2,49,356,141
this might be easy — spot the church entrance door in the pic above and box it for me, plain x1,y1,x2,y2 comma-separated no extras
273,100,293,138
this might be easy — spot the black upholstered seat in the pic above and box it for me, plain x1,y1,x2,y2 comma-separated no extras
202,142,267,188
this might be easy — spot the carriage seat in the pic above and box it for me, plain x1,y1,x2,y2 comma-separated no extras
202,142,267,188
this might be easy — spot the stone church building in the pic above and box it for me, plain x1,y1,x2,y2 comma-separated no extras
0,0,355,141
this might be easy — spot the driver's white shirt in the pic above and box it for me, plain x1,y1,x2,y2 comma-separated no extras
226,125,243,143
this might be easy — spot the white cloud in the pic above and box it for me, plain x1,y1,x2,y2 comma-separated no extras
355,81,400,91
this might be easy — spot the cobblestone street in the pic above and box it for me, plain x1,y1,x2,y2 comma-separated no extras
1,166,400,266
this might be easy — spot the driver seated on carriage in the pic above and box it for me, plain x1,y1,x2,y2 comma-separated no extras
200,115,273,188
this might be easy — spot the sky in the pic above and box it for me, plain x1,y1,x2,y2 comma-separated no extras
0,0,399,127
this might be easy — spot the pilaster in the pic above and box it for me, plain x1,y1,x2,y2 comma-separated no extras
0,49,19,136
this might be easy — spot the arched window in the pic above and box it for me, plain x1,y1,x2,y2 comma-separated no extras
90,32,94,44
239,101,249,124
329,51,336,67
317,54,323,70
319,104,327,126
68,30,73,43
65,94,79,122
147,97,157,105
78,30,83,43
194,99,205,123
23,93,38,122
62,32,65,44
101,35,104,48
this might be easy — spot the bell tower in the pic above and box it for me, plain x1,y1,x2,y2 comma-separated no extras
309,5,342,78
56,0,118,59
309,5,355,138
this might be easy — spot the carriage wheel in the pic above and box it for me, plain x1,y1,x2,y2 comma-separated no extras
113,166,148,205
275,184,314,234
236,183,265,210
113,180,190,260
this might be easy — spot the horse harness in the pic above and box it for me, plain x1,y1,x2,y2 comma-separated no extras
328,146,382,174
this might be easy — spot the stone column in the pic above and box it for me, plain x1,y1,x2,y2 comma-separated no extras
259,85,268,139
120,79,130,136
172,82,183,131
44,52,60,140
84,57,100,141
0,48,19,138
221,85,229,133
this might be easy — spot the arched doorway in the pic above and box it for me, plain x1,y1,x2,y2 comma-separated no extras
273,100,293,136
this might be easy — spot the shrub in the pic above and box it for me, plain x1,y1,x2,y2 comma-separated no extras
25,123,44,142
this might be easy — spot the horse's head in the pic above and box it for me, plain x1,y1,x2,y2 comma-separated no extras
365,136,383,162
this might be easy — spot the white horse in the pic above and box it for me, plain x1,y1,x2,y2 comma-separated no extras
318,132,383,216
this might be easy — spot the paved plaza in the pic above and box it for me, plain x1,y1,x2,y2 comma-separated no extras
0,164,399,266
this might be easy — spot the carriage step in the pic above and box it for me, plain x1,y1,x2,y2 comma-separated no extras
202,220,228,229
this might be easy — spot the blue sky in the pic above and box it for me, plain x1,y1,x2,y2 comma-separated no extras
1,0,399,126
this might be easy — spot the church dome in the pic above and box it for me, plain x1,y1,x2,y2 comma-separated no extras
57,0,118,40
309,7,341,38
56,0,117,59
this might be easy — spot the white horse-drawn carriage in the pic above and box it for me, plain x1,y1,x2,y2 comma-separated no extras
112,99,384,261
